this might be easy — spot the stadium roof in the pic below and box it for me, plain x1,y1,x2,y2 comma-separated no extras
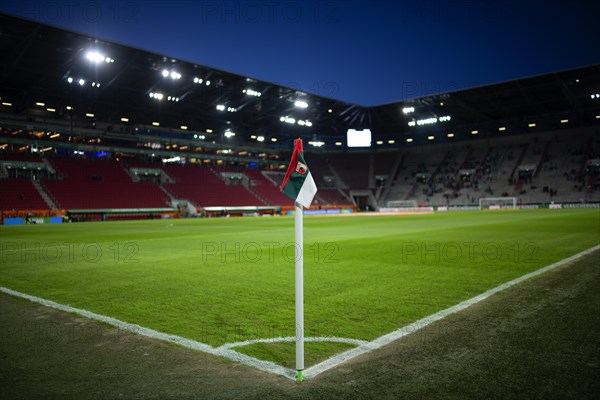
1,13,599,150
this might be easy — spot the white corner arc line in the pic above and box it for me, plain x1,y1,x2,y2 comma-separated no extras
302,243,600,379
1,244,598,381
0,286,296,380
218,336,367,350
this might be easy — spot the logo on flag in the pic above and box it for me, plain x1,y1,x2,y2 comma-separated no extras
295,162,307,175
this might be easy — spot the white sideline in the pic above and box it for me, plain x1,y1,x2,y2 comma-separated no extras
1,244,598,380
218,336,368,350
303,243,600,378
0,286,296,380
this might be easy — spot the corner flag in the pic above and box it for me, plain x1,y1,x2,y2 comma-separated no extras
280,138,317,382
280,138,317,208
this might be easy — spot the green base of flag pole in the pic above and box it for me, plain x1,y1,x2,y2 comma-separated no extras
297,370,303,382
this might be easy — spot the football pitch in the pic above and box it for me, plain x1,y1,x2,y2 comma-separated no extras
1,209,599,373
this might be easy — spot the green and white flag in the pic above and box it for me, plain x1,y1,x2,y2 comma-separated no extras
280,138,317,208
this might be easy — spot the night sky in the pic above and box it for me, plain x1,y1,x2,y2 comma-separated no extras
1,0,599,106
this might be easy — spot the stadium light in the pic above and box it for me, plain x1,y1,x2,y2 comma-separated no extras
162,156,181,163
447,133,455,138
406,138,413,143
498,127,506,131
121,117,129,122
560,119,568,124
257,136,265,142
298,120,312,127
86,113,94,118
66,106,73,110
36,102,45,107
427,136,435,140
408,116,451,127
244,89,262,97
86,51,105,63
193,77,203,84
280,116,296,124
67,77,73,83
376,140,383,145
271,138,278,142
335,141,342,146
78,79,85,86
205,80,211,86
250,135,257,139
161,69,181,80
224,130,236,138
47,108,56,112
180,125,188,130
1,102,12,107
308,140,324,147
471,130,479,134
388,140,395,144
402,107,415,114
528,123,536,128
85,51,114,63
294,100,308,108
152,122,160,126
206,129,213,133
328,109,332,113
420,118,437,125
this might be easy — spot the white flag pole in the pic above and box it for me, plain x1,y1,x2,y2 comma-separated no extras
295,200,304,382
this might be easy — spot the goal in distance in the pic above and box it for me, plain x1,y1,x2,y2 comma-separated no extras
387,200,418,208
479,197,517,210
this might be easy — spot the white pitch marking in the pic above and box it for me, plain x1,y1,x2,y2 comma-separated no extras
303,243,600,379
0,286,296,380
218,336,368,350
1,244,598,380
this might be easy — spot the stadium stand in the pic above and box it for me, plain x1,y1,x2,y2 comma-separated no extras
381,127,600,206
237,168,293,206
0,152,43,162
325,153,371,190
43,157,170,209
0,178,49,210
163,164,265,207
1,126,598,214
315,188,351,206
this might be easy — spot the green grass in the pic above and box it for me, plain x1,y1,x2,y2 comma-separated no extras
1,209,599,367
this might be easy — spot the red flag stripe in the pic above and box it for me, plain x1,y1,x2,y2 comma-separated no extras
280,138,303,191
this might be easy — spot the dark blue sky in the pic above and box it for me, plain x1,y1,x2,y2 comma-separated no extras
1,0,599,105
